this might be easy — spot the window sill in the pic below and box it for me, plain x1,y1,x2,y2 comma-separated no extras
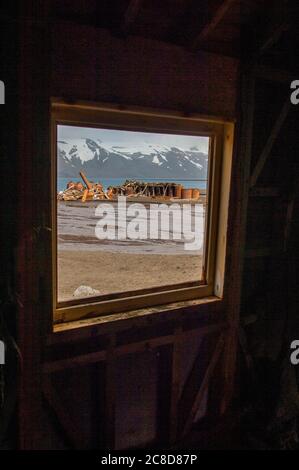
52,295,222,338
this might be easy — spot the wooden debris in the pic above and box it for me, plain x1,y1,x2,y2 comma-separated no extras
57,172,203,202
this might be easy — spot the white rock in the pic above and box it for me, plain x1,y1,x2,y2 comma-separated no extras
73,285,100,297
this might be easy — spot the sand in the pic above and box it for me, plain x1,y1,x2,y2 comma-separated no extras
57,200,204,302
58,251,202,302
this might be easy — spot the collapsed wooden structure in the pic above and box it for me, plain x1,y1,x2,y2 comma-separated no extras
58,171,202,202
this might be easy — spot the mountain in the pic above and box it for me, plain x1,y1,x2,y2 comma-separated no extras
57,138,208,180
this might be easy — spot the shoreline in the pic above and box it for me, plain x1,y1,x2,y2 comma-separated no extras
58,250,202,302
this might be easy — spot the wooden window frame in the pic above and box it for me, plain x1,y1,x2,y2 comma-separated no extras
51,99,234,324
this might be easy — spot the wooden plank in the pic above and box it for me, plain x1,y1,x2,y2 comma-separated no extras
250,97,291,187
51,297,222,342
122,0,142,34
177,335,215,438
259,22,289,55
104,335,116,449
255,64,295,84
192,0,237,49
90,362,106,449
245,247,272,258
43,350,107,373
169,326,183,444
156,344,173,447
220,69,256,415
42,377,82,449
43,323,227,373
283,179,299,252
182,334,225,438
250,187,279,198
17,0,51,450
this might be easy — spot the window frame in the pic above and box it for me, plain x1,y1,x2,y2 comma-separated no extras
51,100,233,323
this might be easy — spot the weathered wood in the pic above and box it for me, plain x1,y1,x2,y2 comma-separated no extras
104,335,116,449
245,247,272,258
43,323,227,373
169,326,183,444
255,64,295,83
283,176,299,251
250,97,291,187
79,171,93,190
220,68,256,415
17,1,51,450
122,0,143,34
50,298,222,344
250,187,279,198
90,363,106,449
177,335,215,439
156,344,173,447
192,0,237,49
43,377,82,449
259,21,289,55
182,334,225,438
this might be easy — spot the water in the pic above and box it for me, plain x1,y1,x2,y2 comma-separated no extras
57,177,207,192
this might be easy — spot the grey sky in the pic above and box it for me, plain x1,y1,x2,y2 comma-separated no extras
58,125,209,154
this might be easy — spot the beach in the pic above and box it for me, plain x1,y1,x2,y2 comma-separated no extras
57,200,204,302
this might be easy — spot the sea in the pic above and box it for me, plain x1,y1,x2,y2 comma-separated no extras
57,177,207,192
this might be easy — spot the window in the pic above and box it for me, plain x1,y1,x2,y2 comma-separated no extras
52,101,233,323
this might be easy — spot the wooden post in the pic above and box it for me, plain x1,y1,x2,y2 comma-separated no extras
17,0,51,449
220,67,256,415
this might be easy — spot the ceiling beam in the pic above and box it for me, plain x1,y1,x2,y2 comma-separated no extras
254,1,290,56
191,0,237,50
259,21,289,55
250,97,291,188
255,64,296,83
121,0,142,35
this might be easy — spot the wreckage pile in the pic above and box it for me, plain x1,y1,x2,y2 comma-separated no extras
57,171,109,202
58,172,201,202
108,180,200,199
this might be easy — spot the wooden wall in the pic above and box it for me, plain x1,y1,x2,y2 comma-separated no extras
51,21,238,118
239,69,299,444
14,5,245,450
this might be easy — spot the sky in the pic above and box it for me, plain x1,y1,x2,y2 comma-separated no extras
58,125,210,154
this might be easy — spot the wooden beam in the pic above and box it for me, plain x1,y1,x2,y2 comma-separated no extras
220,69,256,415
122,0,142,34
283,180,299,252
192,0,237,49
245,248,272,258
255,65,296,84
259,21,289,56
104,335,116,449
43,378,82,449
169,327,183,444
177,334,216,439
43,323,227,373
156,344,173,446
250,186,279,198
182,334,225,438
250,97,291,187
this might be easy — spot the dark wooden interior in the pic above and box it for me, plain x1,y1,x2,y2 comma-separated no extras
0,0,299,450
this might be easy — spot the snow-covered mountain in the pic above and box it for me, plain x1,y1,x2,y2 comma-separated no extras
58,138,208,179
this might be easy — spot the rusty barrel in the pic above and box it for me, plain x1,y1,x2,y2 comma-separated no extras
174,184,182,198
182,188,192,199
192,188,200,199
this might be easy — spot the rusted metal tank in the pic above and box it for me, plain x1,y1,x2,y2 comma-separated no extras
192,188,200,199
182,188,192,199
